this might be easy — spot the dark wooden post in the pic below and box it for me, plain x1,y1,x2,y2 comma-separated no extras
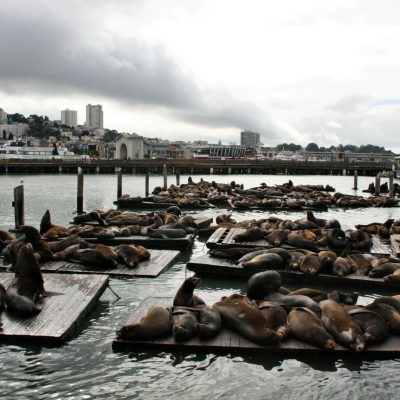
145,172,150,197
389,172,394,199
176,167,180,186
353,170,358,190
117,168,122,199
375,174,380,195
77,167,84,214
12,183,24,229
163,164,167,188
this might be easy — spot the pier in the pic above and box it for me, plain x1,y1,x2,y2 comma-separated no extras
0,158,393,176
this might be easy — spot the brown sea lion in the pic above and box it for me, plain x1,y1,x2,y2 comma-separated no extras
264,292,321,316
195,305,222,339
213,296,281,345
172,307,198,342
319,251,337,273
332,257,352,277
327,290,358,305
48,235,92,253
114,244,140,268
0,229,15,242
346,253,371,276
384,269,400,283
233,227,265,242
246,270,282,300
209,247,265,261
266,229,290,246
40,209,67,239
289,251,306,271
347,229,372,251
147,227,187,238
5,243,46,315
348,308,390,345
288,307,335,349
299,254,321,275
241,253,284,270
369,262,400,278
116,306,172,340
320,299,365,351
287,232,320,252
173,277,205,307
68,248,118,269
327,229,346,249
289,288,328,303
73,211,107,226
256,300,289,339
19,225,53,262
135,245,151,261
365,302,400,334
53,244,81,260
373,296,400,312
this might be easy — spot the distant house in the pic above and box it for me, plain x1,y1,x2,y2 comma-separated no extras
115,132,144,160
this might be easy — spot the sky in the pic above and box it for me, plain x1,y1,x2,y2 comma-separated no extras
1,0,400,151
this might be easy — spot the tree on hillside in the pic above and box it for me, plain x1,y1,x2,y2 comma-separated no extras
305,142,319,152
8,113,28,123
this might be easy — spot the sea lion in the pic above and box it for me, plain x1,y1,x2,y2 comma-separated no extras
299,254,321,275
384,269,400,283
209,247,264,261
332,257,352,277
346,253,371,276
147,227,187,238
68,248,118,269
256,300,289,339
166,206,182,216
266,229,290,246
173,277,205,307
318,250,337,273
0,229,15,242
241,253,284,270
213,296,281,345
135,245,151,261
172,307,198,342
289,288,328,303
195,305,222,339
288,308,335,349
48,235,92,253
114,244,140,268
233,227,265,242
365,302,400,334
346,229,372,251
327,229,347,249
5,243,46,315
348,308,390,345
320,299,365,351
289,251,306,271
369,262,400,278
373,296,400,312
19,225,53,262
287,232,320,252
40,210,67,239
215,214,236,224
246,270,282,300
238,249,279,264
73,211,107,226
53,244,81,260
327,290,358,305
116,306,172,340
264,292,321,316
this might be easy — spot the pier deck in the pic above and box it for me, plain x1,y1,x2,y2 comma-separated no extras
0,272,108,344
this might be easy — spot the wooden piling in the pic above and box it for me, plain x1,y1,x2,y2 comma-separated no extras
375,174,381,195
163,164,167,188
145,172,150,197
389,172,394,199
353,170,358,190
12,184,24,228
176,168,180,186
77,167,84,214
117,168,122,199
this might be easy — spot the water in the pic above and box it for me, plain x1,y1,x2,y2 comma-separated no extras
1,173,400,399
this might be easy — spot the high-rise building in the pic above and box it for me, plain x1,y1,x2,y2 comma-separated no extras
0,108,7,123
61,109,78,127
86,104,103,129
240,130,260,149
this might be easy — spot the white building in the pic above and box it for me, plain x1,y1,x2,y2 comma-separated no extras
240,130,260,149
0,108,7,124
0,123,29,138
61,109,78,127
115,132,144,160
86,104,103,129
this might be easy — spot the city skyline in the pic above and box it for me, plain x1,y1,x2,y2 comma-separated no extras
1,1,400,151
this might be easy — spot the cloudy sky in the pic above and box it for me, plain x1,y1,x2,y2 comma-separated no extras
1,0,400,151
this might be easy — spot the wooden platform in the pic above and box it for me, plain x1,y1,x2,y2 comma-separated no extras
391,234,400,257
0,250,180,278
0,273,108,344
84,234,194,251
187,254,400,290
206,228,392,256
112,297,400,357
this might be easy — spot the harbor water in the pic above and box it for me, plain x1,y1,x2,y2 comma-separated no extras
1,173,400,399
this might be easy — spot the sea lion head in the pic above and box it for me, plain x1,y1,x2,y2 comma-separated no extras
19,225,42,244
166,206,182,216
116,324,137,339
183,276,201,289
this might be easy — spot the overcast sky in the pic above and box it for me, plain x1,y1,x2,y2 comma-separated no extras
1,0,400,151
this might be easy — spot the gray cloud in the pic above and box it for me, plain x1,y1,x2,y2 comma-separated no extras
0,1,280,138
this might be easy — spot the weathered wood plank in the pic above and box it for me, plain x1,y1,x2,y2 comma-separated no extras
193,215,213,229
113,297,400,356
187,254,400,291
207,228,227,245
371,235,391,256
0,273,108,343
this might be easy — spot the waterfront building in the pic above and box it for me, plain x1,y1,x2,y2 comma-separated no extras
86,104,103,129
240,130,260,149
61,109,78,128
0,108,7,124
0,123,29,138
115,132,144,160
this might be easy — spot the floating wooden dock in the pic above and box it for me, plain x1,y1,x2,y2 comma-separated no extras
84,234,195,251
114,198,215,209
206,228,391,256
112,297,400,357
0,272,108,344
391,234,400,257
0,250,180,278
187,254,400,290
